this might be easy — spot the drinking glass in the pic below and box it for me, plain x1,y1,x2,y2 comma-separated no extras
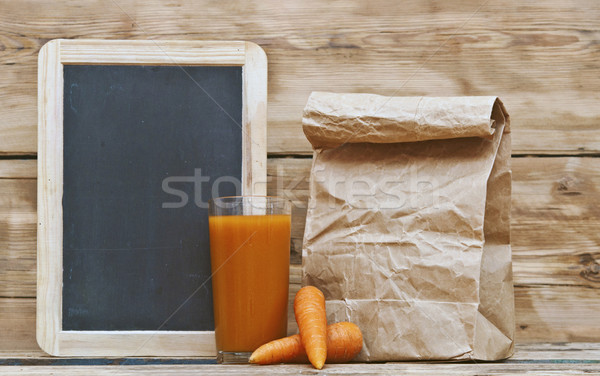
208,196,292,363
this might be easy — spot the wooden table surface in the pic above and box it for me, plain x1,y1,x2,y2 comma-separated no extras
0,343,599,374
1,0,599,373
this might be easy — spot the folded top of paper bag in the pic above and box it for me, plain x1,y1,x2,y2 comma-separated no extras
302,92,510,149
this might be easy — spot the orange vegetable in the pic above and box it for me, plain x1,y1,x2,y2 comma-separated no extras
249,332,303,365
293,286,327,369
323,322,363,363
249,322,363,365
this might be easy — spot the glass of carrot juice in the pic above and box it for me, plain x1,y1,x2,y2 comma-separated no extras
208,196,292,363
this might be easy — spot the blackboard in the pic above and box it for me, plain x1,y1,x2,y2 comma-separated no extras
62,65,242,331
37,40,267,356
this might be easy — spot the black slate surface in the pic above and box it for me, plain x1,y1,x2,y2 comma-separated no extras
62,65,243,331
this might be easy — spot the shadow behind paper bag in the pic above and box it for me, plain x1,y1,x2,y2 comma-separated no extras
301,93,514,361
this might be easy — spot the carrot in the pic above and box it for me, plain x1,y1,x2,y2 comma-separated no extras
248,333,303,365
249,322,363,365
322,322,363,363
293,286,327,369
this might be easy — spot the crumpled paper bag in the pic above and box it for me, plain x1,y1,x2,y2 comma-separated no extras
301,92,514,361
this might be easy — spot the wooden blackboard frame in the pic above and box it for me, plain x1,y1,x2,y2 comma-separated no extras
37,39,267,356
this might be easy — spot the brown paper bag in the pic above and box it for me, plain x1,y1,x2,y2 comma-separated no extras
301,92,514,361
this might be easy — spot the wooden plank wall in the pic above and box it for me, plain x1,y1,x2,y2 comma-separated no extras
0,0,599,356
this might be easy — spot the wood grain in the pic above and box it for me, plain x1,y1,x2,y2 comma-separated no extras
514,285,600,343
0,159,36,178
0,265,299,358
0,0,599,154
2,342,599,363
1,156,599,348
0,298,38,355
243,41,268,195
511,342,600,361
0,178,36,298
58,39,247,65
511,157,600,288
1,299,600,375
2,283,600,356
2,363,600,376
35,39,269,356
0,0,598,367
36,37,62,356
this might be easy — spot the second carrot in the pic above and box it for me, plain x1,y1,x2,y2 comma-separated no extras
293,286,327,369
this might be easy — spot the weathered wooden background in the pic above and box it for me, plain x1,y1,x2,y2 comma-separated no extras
1,0,599,358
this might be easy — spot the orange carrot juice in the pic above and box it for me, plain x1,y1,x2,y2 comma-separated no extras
209,214,291,352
